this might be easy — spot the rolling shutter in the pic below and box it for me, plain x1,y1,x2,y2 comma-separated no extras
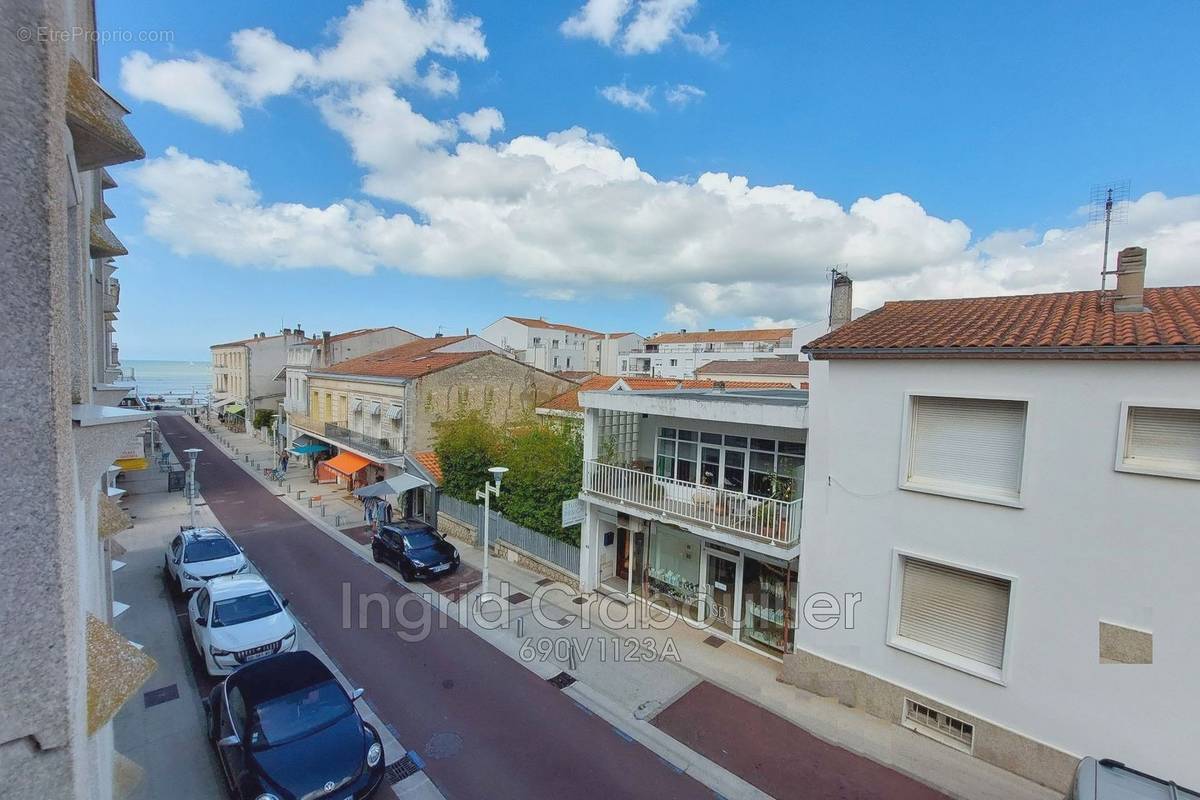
899,558,1011,670
1125,406,1200,472
909,397,1026,498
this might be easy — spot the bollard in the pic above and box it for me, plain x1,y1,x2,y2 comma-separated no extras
334,514,342,526
566,641,577,671
320,505,326,517
297,490,305,500
308,497,314,508
515,616,524,638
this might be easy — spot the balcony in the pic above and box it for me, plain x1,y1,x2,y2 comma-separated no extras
290,411,401,461
583,459,801,546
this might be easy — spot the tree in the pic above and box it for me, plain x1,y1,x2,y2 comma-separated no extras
432,409,504,502
432,409,583,545
252,409,275,431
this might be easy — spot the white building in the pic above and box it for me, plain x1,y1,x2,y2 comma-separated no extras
281,326,420,428
480,315,599,372
588,332,644,376
694,359,810,388
3,1,157,796
210,329,311,425
577,384,810,659
622,328,794,379
790,253,1200,792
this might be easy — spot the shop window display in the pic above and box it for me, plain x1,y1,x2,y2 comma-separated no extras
741,556,795,654
634,525,701,620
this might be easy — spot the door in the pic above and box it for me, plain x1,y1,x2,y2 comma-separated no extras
704,552,738,635
616,529,629,581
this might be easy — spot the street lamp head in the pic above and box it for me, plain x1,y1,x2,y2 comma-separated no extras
488,465,509,488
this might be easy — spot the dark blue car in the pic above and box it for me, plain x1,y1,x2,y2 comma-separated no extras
371,520,459,581
206,650,385,799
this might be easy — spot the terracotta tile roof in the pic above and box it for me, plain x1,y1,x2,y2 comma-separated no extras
539,376,621,413
645,328,793,345
321,337,487,378
411,451,443,485
505,316,600,336
555,370,598,382
695,359,810,377
804,286,1200,360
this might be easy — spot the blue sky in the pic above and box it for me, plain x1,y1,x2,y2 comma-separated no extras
98,0,1200,359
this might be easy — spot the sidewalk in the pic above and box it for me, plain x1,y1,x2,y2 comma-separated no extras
112,424,442,800
187,415,1059,800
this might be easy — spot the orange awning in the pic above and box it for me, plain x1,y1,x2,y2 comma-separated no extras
323,452,371,476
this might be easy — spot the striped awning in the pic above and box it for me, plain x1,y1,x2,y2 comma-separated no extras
367,401,382,416
387,405,404,420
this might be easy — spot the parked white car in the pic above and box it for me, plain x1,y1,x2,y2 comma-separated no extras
164,527,247,594
188,574,298,676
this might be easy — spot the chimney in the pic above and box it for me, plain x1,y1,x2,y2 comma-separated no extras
259,331,266,338
1114,246,1147,312
712,380,726,392
321,330,331,366
283,328,292,336
434,331,443,338
829,270,853,330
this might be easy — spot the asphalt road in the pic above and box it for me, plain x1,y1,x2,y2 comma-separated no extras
157,414,710,800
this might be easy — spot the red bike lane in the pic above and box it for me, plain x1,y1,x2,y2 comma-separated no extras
158,414,709,800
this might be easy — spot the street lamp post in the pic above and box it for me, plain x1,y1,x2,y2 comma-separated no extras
475,465,508,605
183,448,202,529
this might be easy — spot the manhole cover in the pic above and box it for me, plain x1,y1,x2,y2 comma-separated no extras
425,732,463,760
547,671,576,690
442,679,454,689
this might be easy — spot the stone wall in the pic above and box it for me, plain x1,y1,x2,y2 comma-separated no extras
410,353,575,451
436,511,578,590
780,649,1078,794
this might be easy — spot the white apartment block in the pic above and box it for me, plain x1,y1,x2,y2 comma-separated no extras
209,328,311,423
281,326,420,418
480,315,599,372
588,332,645,376
577,383,810,659
621,328,794,379
790,252,1200,793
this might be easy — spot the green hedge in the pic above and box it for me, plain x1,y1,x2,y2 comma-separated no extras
433,410,582,545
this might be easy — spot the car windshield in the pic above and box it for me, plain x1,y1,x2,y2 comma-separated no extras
183,537,239,563
211,591,281,628
249,680,352,748
402,531,440,550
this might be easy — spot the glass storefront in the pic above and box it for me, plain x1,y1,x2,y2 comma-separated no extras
620,520,797,657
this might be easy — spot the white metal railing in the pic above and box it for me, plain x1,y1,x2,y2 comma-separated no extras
583,459,801,545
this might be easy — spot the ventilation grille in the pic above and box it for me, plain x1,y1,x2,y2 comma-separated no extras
903,699,974,753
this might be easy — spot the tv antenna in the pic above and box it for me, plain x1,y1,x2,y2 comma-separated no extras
1088,181,1130,292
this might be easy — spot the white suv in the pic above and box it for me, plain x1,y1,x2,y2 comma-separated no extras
188,574,298,676
164,527,247,594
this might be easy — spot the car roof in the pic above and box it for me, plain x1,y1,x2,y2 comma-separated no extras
183,527,231,543
226,651,338,708
1079,758,1200,799
381,520,435,535
205,574,270,600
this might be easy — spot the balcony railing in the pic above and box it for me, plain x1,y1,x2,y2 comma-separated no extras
324,423,401,460
583,459,800,545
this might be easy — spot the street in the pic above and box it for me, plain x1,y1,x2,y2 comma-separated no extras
156,414,711,799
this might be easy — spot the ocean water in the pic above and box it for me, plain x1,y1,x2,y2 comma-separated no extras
118,359,211,401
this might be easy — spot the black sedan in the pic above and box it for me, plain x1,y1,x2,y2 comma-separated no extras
205,651,385,800
371,521,459,581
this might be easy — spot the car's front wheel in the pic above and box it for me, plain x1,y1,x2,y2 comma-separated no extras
400,566,414,582
371,547,382,563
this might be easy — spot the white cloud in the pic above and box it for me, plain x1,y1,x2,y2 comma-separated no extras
665,303,700,329
600,83,655,112
129,5,1200,331
665,83,705,107
456,107,505,142
562,0,722,56
560,0,631,46
120,0,486,128
119,51,244,130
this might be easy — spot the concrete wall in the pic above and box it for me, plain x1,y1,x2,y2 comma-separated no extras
790,357,1200,790
1,1,145,796
410,354,575,452
326,327,419,364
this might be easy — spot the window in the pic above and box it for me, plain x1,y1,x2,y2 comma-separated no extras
653,428,804,496
903,395,1026,505
669,359,678,367
892,556,1012,681
1117,404,1200,480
